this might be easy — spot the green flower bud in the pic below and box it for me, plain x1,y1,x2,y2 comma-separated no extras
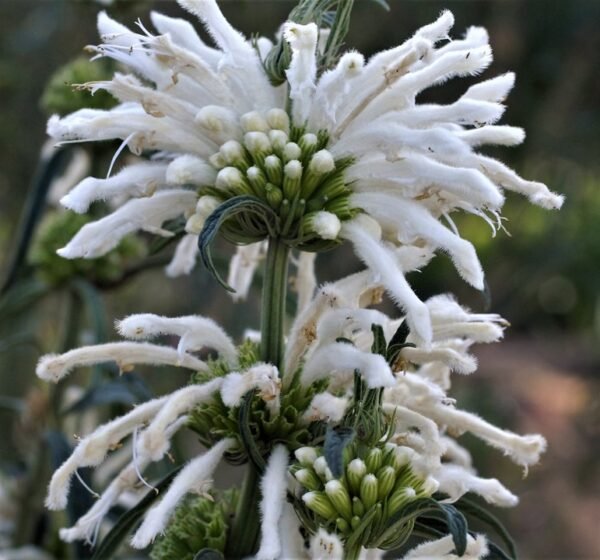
265,183,283,210
295,468,322,492
360,474,378,510
365,447,383,473
283,160,303,199
387,486,417,516
352,496,365,517
301,149,336,199
336,517,350,535
350,516,362,530
346,459,367,495
302,491,337,520
325,480,352,521
377,466,396,500
299,133,318,164
294,447,319,467
264,155,283,185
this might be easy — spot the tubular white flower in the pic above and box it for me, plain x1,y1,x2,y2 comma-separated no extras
59,416,188,544
309,529,344,559
293,251,317,315
341,216,432,343
116,313,237,365
57,190,197,259
136,379,223,461
301,342,395,389
221,363,281,414
166,155,217,186
435,464,518,507
283,22,318,123
45,396,168,510
36,341,207,383
130,437,235,548
227,241,267,301
165,233,199,277
61,162,167,213
256,445,289,560
302,392,349,424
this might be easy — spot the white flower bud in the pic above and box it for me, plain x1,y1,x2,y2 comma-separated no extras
219,140,247,166
244,131,271,155
309,150,335,174
283,142,302,162
284,159,302,180
312,211,341,240
313,456,333,482
216,166,244,190
240,111,269,133
295,446,318,467
266,108,290,132
268,129,289,153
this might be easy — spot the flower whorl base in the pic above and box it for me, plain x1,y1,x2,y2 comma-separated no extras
48,0,561,335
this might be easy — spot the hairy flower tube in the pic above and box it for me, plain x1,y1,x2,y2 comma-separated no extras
47,0,562,341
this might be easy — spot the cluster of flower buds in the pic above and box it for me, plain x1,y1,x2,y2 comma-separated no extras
187,107,357,249
292,442,437,549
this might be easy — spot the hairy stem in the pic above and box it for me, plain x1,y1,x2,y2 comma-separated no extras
226,237,289,557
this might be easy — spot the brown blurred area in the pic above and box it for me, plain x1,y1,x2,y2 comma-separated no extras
1,1,599,558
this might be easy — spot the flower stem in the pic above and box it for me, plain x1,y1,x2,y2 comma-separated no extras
260,236,289,368
226,237,289,557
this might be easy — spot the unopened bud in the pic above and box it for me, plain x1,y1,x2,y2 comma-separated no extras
219,140,249,167
336,517,350,534
388,487,416,516
264,155,283,184
209,152,227,170
185,196,219,234
325,480,352,521
301,150,336,198
350,515,361,530
269,130,288,155
295,468,322,491
240,111,269,133
216,167,245,191
304,211,341,240
302,491,336,520
295,446,318,467
352,496,365,517
347,459,367,495
265,183,283,209
377,466,396,500
247,166,267,192
244,132,271,163
420,476,439,496
389,446,413,472
266,108,290,133
283,142,302,162
299,133,318,160
365,447,383,474
283,160,303,199
314,456,333,482
360,474,378,510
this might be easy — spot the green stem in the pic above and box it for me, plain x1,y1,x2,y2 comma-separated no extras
226,237,289,557
260,237,289,368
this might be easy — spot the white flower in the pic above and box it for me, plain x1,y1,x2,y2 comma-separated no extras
47,1,561,328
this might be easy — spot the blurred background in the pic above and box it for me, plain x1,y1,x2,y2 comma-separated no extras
0,0,598,558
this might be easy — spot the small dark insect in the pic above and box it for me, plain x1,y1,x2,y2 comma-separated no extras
466,52,471,59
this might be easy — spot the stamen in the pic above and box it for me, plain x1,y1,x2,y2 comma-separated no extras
74,470,100,499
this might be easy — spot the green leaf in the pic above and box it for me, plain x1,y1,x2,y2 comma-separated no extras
92,467,182,560
438,503,468,556
323,426,354,478
238,391,267,472
1,147,70,295
194,549,225,560
456,496,517,559
198,196,277,292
